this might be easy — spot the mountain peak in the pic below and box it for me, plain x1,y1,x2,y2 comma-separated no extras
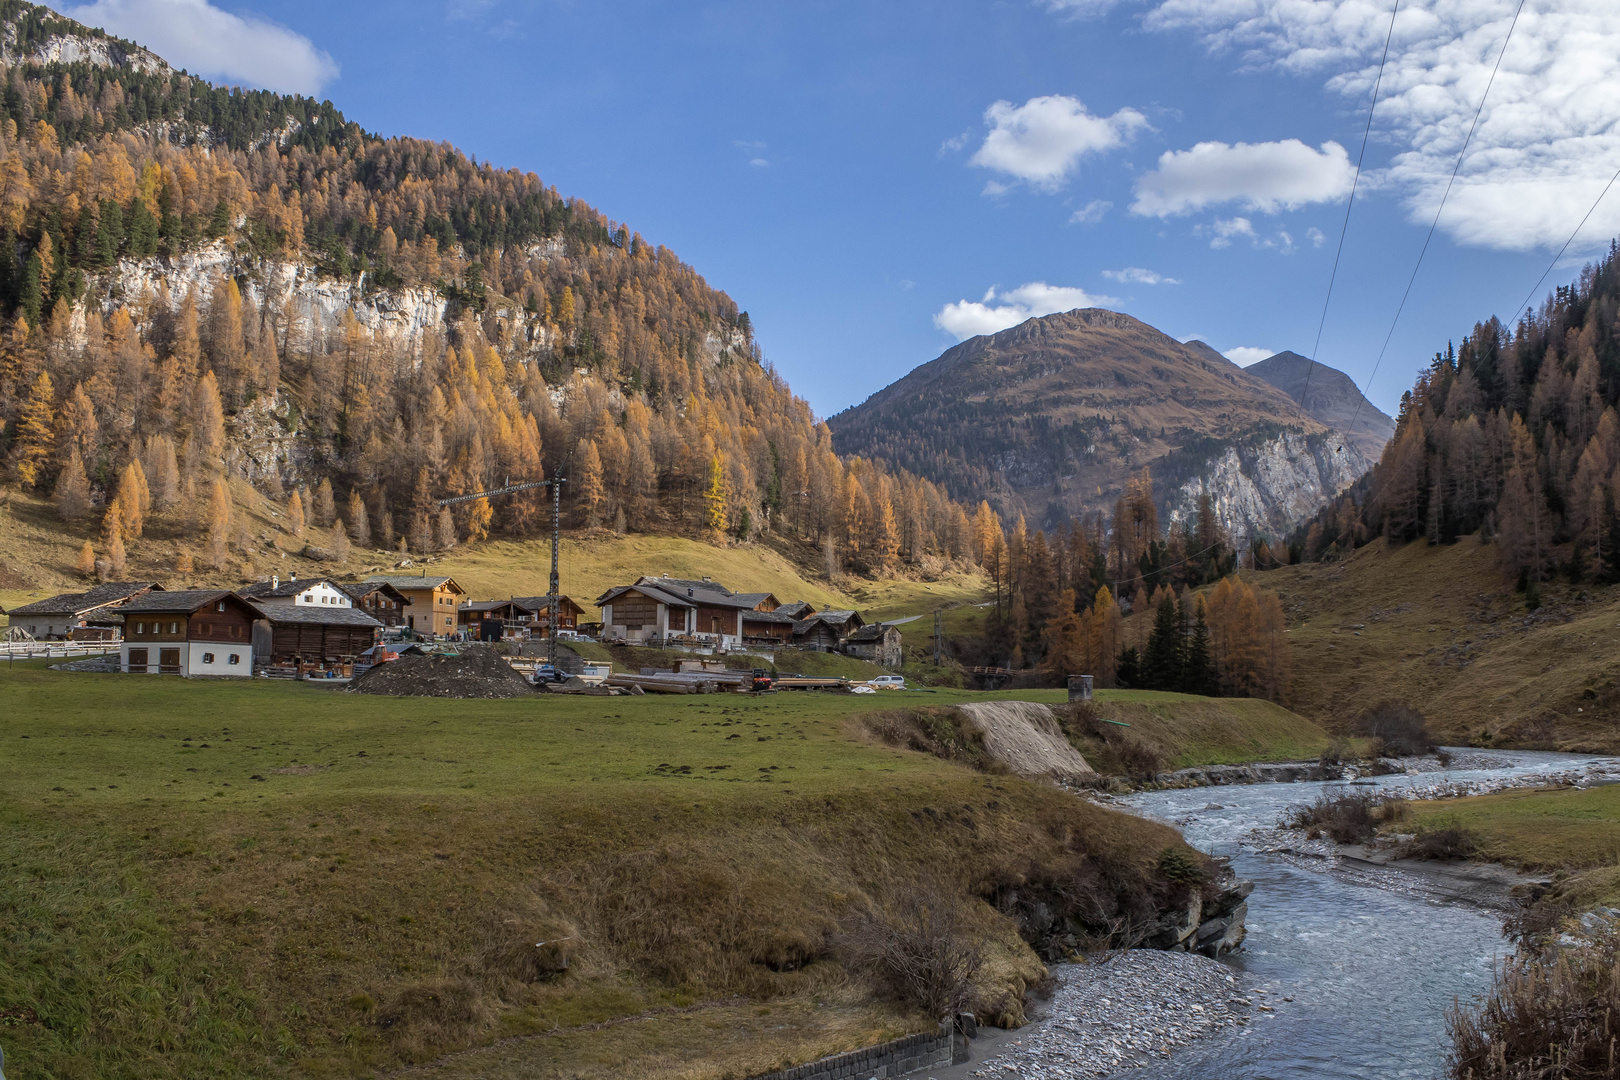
829,308,1369,537
1244,351,1395,462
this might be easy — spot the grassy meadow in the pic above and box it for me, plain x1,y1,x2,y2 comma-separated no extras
0,662,1214,1080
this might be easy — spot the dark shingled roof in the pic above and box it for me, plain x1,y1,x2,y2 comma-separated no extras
251,604,383,628
740,609,796,624
845,623,896,643
8,582,161,616
366,574,461,591
118,590,238,613
240,578,345,599
337,582,413,605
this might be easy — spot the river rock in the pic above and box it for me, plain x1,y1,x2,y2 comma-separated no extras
1195,901,1248,958
1205,879,1254,921
1145,892,1204,949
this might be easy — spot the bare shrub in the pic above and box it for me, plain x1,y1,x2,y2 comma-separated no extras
1400,826,1478,861
1289,791,1380,844
838,882,983,1020
1448,931,1620,1079
1052,702,1166,779
1353,700,1437,758
1503,897,1574,950
1319,738,1354,766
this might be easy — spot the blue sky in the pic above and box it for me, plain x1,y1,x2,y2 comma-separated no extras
49,0,1620,420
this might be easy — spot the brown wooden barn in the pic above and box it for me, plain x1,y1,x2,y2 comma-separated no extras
250,604,383,674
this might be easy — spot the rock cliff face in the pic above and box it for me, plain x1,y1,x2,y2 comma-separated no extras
828,309,1374,539
1163,431,1370,548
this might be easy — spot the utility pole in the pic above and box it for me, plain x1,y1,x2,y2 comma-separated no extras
933,609,942,667
436,469,567,666
546,468,566,667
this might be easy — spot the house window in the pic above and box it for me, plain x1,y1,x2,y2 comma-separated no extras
228,653,240,665
202,652,215,664
169,622,178,635
135,622,145,634
217,602,225,612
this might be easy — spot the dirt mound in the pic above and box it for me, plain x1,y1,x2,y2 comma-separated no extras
955,701,1095,782
348,645,536,699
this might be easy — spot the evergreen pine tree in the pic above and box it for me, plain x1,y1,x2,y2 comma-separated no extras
1182,598,1217,695
1116,645,1141,689
1141,593,1183,690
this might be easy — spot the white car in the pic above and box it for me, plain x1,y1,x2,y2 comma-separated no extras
868,675,906,690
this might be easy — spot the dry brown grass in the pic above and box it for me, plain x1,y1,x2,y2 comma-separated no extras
1258,536,1620,752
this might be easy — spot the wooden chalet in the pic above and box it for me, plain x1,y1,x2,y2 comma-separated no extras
118,590,258,676
596,575,786,648
337,581,412,627
365,575,465,637
250,604,383,674
509,595,586,637
791,610,864,652
239,576,354,610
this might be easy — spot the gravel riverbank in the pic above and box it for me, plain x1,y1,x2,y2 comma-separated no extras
935,952,1257,1079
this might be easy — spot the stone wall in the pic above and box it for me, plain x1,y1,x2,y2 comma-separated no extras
748,1024,955,1080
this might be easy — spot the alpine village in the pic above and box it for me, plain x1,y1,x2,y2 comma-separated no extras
2,4,1619,1080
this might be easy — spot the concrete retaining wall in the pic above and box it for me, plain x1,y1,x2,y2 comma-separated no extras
748,1024,955,1080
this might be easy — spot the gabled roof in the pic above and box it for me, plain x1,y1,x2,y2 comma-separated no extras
846,623,897,642
740,609,796,624
639,574,736,598
791,610,864,637
240,577,344,599
8,582,163,616
509,595,585,612
119,590,253,616
461,599,539,615
365,574,464,593
775,601,816,619
251,603,383,628
596,582,696,609
338,581,413,605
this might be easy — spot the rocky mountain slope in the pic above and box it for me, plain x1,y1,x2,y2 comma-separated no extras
827,309,1373,541
0,1,981,580
1244,350,1395,462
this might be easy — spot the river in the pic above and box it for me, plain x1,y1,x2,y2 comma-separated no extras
1100,749,1620,1079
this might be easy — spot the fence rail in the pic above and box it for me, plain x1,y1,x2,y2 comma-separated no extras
0,642,119,660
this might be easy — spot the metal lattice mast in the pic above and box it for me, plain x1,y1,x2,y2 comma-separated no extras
547,469,566,667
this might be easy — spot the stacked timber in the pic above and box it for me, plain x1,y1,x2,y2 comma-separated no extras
606,669,749,694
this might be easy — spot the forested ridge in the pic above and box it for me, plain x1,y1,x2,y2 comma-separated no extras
0,2,988,584
1294,240,1620,601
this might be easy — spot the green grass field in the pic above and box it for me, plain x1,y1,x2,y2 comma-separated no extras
0,662,1198,1080
1086,690,1346,769
1405,785,1620,872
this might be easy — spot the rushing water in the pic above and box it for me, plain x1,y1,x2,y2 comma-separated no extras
1108,749,1620,1080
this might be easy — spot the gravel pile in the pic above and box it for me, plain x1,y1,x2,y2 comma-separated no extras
965,952,1252,1078
347,645,535,699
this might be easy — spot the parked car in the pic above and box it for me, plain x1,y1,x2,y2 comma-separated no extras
531,664,567,685
868,675,906,690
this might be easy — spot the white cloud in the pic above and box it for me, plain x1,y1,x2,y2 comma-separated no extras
982,180,1011,197
970,94,1149,191
1135,0,1620,251
1041,0,1125,17
1205,216,1256,248
749,158,770,168
940,131,971,154
1102,266,1181,285
55,0,337,95
1307,226,1326,246
1223,346,1276,366
935,281,1120,339
1132,138,1354,217
1069,199,1113,224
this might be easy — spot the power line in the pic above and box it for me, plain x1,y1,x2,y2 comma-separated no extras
1503,163,1620,334
1296,0,1402,421
1344,0,1527,440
